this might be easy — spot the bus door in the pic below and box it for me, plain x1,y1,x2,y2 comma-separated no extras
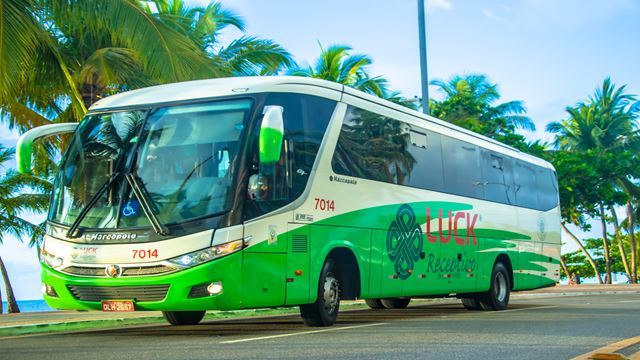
240,218,288,308
285,224,310,305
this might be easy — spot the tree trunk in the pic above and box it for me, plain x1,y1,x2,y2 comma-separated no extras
599,203,611,283
626,201,638,283
561,222,603,284
0,256,20,313
559,255,571,280
610,208,632,280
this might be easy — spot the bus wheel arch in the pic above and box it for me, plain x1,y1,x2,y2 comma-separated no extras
325,247,361,300
495,253,514,290
480,259,512,310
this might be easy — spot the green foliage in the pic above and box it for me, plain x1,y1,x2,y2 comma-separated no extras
550,149,630,228
289,44,389,97
562,235,632,279
0,147,51,246
1,0,295,130
430,74,535,140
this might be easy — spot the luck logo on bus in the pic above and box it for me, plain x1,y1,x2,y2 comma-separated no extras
386,205,423,280
387,204,481,280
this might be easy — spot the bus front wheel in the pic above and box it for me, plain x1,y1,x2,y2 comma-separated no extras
300,259,340,326
162,310,206,325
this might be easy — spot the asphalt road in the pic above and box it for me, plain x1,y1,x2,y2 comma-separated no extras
2,293,640,360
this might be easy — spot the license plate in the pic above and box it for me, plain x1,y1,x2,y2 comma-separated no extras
101,300,134,312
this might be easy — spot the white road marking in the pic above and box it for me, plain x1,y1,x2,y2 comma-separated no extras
219,322,387,344
619,300,640,303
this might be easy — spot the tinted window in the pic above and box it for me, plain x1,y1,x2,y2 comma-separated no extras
244,93,336,220
331,106,556,211
441,136,483,199
481,150,515,204
332,106,415,185
537,168,559,210
406,129,445,191
265,93,336,199
514,161,538,208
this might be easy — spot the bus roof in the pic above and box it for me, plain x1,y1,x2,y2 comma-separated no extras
89,76,553,170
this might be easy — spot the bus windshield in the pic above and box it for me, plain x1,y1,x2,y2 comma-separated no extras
50,99,253,231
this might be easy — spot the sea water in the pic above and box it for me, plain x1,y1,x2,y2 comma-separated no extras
1,300,56,313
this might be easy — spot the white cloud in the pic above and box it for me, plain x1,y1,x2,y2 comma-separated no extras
0,125,19,142
482,9,505,22
427,0,453,12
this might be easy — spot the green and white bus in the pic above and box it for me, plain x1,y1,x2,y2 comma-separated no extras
18,77,560,326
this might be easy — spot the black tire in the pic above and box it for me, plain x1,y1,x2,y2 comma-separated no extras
300,259,340,326
162,310,206,325
380,298,411,309
461,296,483,310
365,299,385,309
479,262,511,311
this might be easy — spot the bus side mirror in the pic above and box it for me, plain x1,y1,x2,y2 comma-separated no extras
17,123,79,174
259,106,284,164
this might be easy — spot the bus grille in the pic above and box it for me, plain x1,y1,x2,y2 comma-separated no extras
62,265,177,277
67,285,170,302
291,235,308,253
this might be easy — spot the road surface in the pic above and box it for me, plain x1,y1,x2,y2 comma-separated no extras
2,293,640,360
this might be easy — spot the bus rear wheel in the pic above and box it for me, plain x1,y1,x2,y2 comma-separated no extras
380,298,411,309
479,262,511,311
162,310,206,325
300,259,340,327
365,299,385,309
461,296,483,310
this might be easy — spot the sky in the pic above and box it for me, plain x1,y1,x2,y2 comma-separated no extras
1,0,639,301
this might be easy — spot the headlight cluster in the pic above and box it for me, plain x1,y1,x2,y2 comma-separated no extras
168,240,243,268
40,249,63,269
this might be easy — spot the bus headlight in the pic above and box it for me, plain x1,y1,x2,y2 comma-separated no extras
40,249,63,269
168,240,243,268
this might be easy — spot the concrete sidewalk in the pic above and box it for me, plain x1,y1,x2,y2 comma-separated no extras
1,284,638,331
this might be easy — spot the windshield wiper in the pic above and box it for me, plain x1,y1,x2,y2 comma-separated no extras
67,172,122,238
125,173,170,236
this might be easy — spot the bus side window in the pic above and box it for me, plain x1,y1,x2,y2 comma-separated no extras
514,161,538,209
481,150,515,204
441,136,483,199
406,128,445,192
536,168,559,211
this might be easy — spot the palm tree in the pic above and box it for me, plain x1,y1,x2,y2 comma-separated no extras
150,0,294,77
3,0,296,178
547,78,640,283
430,74,535,136
289,44,388,97
0,147,51,314
3,0,294,129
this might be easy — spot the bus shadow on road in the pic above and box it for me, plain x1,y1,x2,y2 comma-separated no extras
79,302,543,339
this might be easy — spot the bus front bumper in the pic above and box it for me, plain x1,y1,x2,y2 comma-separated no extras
40,252,243,312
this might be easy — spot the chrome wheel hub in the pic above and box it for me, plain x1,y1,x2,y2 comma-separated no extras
323,273,340,314
495,272,507,302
